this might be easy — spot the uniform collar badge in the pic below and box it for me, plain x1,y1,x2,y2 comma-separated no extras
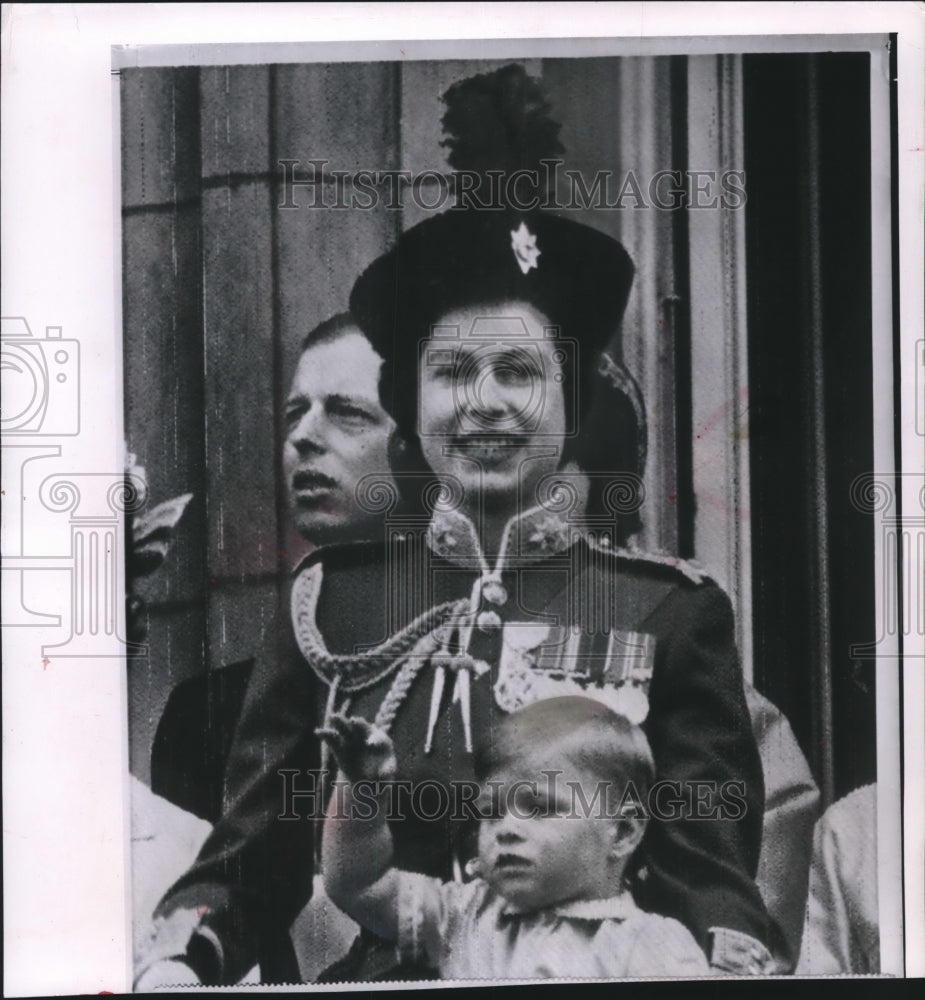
426,504,574,571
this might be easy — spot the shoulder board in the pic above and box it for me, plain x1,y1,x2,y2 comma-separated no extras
584,535,712,585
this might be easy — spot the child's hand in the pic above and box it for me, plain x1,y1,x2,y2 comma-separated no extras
316,714,397,782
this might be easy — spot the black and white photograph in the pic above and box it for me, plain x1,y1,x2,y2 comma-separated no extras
121,37,900,987
2,4,923,994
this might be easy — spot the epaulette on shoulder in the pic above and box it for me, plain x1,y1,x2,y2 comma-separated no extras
619,547,712,585
585,535,712,585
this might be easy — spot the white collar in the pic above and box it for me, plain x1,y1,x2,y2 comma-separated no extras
550,893,639,921
499,890,639,922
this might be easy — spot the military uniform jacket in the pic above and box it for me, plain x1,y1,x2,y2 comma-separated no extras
146,506,772,984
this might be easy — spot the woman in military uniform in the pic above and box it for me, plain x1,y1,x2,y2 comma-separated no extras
136,65,779,985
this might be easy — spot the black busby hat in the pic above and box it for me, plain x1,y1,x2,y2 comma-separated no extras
349,64,635,438
350,207,635,362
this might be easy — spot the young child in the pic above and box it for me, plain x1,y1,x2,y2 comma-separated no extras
319,695,709,979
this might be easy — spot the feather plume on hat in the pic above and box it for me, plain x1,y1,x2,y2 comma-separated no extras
350,64,636,457
440,63,565,193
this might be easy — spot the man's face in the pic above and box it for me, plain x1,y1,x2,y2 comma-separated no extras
417,301,568,510
283,330,394,544
476,765,620,913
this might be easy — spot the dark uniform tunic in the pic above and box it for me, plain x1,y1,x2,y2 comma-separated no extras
144,506,773,983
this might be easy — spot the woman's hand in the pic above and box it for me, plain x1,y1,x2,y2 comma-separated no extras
316,713,397,782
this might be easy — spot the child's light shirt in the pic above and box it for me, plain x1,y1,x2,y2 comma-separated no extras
397,872,710,979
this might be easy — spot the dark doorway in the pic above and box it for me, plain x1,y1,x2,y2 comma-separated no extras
743,51,879,805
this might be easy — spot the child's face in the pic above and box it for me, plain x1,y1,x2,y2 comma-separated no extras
476,765,623,913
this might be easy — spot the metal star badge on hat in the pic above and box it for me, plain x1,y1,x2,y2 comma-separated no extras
510,221,540,274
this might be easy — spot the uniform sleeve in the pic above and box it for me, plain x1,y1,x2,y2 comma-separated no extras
636,582,774,966
144,622,322,986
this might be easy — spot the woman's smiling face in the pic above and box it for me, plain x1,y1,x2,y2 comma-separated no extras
417,300,568,510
